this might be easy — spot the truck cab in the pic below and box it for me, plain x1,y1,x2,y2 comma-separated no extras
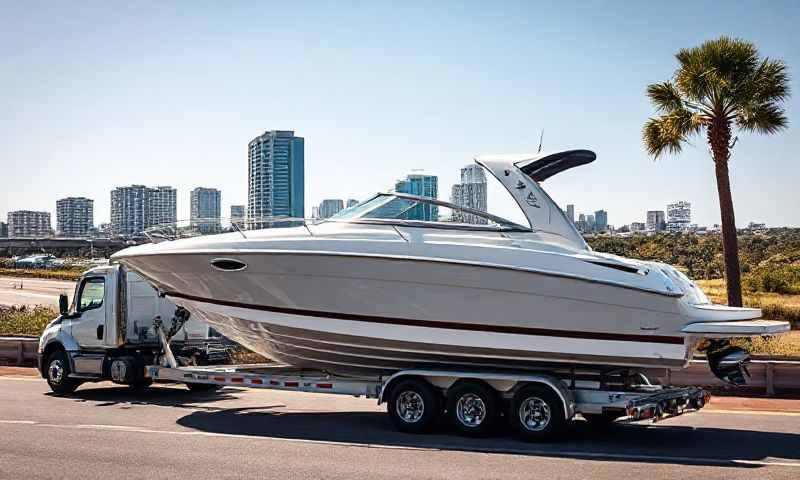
38,264,229,393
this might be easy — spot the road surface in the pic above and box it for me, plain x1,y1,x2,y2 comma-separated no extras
1,371,798,479
0,276,74,308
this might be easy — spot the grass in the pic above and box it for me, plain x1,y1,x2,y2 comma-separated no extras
229,346,270,364
0,267,84,282
695,279,800,328
0,305,56,337
696,279,800,357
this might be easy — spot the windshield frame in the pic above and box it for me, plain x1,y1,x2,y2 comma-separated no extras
324,192,532,232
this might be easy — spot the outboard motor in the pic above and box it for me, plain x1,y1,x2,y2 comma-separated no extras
704,340,751,385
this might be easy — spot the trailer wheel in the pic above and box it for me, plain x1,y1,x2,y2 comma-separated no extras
510,384,566,442
46,350,81,395
186,382,221,393
387,378,440,434
446,380,500,436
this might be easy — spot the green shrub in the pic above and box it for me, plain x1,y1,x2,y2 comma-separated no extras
0,305,57,337
743,265,800,294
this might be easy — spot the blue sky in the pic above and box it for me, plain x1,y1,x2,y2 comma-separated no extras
2,1,798,228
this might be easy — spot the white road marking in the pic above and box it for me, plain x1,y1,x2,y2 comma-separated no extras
704,409,800,417
0,418,798,468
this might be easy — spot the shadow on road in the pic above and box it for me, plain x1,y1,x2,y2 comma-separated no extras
175,407,799,468
50,384,266,411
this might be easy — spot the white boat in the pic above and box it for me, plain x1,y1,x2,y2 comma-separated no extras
111,150,789,383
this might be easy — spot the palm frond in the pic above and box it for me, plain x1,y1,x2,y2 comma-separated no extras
646,82,684,113
675,36,759,106
642,111,703,159
736,102,788,134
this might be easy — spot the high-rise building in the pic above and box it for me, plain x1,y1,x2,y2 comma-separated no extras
149,187,177,227
566,204,575,224
647,210,666,232
666,201,691,232
190,188,221,234
248,130,305,225
7,210,51,238
594,210,608,232
318,199,345,219
395,173,438,221
56,197,93,237
630,222,646,232
346,199,359,209
110,185,177,235
450,164,488,224
586,214,595,232
230,205,245,224
0,221,8,238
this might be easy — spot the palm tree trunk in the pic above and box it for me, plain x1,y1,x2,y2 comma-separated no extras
708,121,743,307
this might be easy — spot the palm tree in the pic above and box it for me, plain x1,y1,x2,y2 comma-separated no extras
643,37,790,306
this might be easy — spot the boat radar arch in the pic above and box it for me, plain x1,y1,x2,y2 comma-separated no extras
475,149,596,251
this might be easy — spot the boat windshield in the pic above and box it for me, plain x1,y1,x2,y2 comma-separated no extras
327,193,530,231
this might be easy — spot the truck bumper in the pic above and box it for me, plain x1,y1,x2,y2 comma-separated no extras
37,353,46,378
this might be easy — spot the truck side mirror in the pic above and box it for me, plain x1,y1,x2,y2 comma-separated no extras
59,293,69,315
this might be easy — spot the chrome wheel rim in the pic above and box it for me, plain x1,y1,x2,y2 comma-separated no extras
48,359,64,384
396,390,425,423
456,393,487,427
518,396,551,431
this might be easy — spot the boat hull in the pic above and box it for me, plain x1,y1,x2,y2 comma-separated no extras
118,249,696,375
177,297,690,374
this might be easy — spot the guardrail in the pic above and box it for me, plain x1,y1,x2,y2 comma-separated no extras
0,337,38,366
1,336,798,395
649,359,800,396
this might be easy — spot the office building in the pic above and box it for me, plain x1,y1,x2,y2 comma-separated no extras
594,210,608,232
110,185,177,236
630,222,646,232
346,199,359,209
450,164,488,224
190,187,222,234
395,173,438,221
647,210,666,232
230,205,245,225
56,197,93,237
0,221,7,238
566,204,575,224
667,201,691,232
7,210,52,238
248,130,305,226
319,199,345,219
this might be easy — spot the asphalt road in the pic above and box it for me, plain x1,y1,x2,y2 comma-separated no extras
1,374,799,479
0,276,74,307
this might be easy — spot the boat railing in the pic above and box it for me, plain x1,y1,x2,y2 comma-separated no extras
142,216,316,243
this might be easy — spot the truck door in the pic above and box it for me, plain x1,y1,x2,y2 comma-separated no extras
70,276,108,349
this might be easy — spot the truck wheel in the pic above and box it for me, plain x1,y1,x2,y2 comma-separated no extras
387,378,440,434
186,383,221,393
510,384,566,442
446,380,500,436
46,350,81,395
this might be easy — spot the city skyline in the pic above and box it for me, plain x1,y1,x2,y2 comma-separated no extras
1,2,798,228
